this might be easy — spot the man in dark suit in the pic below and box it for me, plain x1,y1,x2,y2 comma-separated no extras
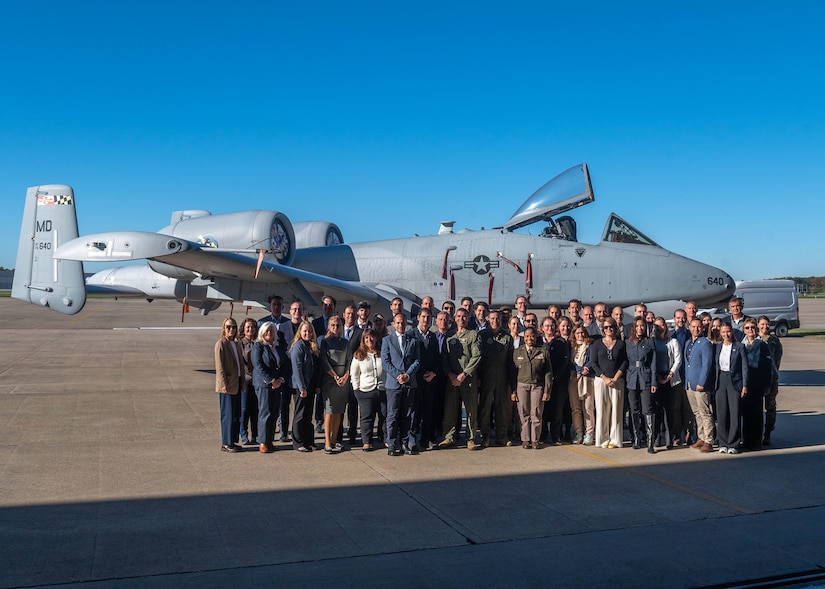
258,294,294,344
612,305,630,340
341,304,360,445
381,313,421,456
412,308,440,450
311,295,336,340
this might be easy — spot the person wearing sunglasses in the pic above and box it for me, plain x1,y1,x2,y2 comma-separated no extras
741,318,773,451
590,318,628,448
215,319,245,453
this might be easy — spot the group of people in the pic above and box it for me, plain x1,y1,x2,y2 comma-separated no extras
213,293,782,457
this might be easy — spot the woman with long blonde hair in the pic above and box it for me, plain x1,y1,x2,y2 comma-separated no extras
289,320,321,452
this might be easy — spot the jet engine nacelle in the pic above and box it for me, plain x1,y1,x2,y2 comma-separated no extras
292,221,344,248
157,210,296,266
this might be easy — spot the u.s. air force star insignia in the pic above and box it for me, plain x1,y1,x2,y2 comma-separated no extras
464,255,500,275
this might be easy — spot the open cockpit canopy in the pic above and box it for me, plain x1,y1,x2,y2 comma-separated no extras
503,163,594,231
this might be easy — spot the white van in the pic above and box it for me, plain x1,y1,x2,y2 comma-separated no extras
735,279,800,337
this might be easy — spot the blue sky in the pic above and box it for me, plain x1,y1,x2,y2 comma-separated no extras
2,1,823,280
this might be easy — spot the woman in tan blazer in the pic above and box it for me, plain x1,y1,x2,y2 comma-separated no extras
215,318,245,452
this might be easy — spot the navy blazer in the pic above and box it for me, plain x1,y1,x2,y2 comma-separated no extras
743,338,773,388
625,336,657,390
714,341,748,392
685,336,714,391
381,330,421,391
290,340,319,394
252,341,290,389
413,327,442,377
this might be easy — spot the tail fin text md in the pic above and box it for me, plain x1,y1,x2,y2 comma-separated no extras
12,185,86,314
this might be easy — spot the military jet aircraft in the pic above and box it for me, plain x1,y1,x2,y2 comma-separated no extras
12,163,735,318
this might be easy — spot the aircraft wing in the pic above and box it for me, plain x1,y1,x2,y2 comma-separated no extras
55,231,406,310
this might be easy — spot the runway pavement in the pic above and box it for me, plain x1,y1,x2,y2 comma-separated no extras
1,297,825,589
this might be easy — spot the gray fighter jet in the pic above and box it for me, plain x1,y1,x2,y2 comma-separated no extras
12,163,735,317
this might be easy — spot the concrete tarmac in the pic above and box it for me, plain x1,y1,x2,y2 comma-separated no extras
2,297,825,589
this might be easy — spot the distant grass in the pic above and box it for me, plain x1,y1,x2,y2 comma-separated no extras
787,328,825,339
0,291,9,298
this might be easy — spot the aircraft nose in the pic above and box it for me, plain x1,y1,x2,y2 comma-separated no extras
719,270,736,300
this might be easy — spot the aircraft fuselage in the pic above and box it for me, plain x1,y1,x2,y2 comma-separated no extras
293,229,734,308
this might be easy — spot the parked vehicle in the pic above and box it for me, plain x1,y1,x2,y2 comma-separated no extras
735,280,799,337
696,280,799,337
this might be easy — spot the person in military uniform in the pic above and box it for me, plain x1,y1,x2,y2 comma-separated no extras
511,327,554,449
438,308,482,450
477,310,515,447
757,315,783,445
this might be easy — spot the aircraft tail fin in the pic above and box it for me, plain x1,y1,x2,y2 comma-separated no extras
12,185,87,314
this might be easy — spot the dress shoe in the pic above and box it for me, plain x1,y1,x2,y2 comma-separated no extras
690,439,705,449
522,441,530,449
699,442,713,453
467,440,478,451
532,442,543,450
221,444,239,453
259,443,273,454
481,438,490,449
762,432,772,446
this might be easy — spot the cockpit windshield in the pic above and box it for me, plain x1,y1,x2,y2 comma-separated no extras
503,163,594,231
601,213,659,246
